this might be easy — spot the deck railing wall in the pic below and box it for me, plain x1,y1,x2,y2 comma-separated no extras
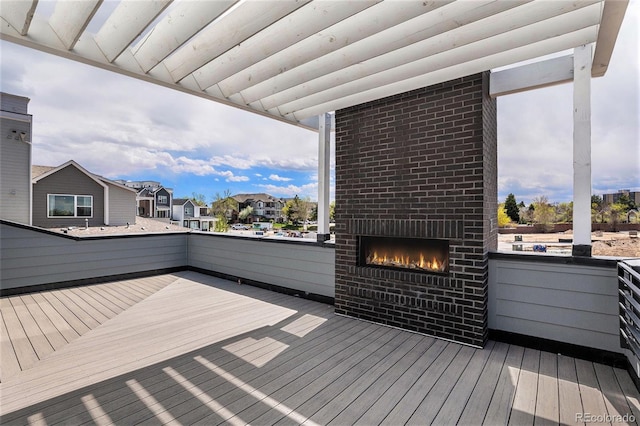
188,233,335,298
488,253,621,353
0,221,187,291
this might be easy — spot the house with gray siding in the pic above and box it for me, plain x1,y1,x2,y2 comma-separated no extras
0,92,32,225
32,160,136,228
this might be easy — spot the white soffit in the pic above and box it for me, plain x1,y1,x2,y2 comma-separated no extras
0,0,628,130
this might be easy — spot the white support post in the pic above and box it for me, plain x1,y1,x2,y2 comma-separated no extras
572,44,593,256
317,113,331,242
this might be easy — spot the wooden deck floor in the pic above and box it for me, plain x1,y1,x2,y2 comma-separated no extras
1,271,639,425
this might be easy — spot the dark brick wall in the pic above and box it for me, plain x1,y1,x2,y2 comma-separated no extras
334,72,497,347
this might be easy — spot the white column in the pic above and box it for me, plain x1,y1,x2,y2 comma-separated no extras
572,44,593,256
317,113,331,242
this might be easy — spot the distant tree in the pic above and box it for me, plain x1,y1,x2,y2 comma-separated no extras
607,202,627,230
330,201,335,222
282,195,312,225
190,192,207,206
211,190,236,231
238,206,253,222
532,196,554,232
310,204,318,221
497,205,511,228
519,203,535,224
591,195,606,223
504,193,520,223
617,194,637,211
555,202,573,223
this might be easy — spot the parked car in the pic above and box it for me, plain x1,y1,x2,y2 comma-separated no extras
231,224,249,230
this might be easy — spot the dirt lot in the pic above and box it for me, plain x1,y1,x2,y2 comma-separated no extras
499,231,640,257
50,217,190,236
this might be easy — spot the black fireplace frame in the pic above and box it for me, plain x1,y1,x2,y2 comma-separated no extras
357,235,450,276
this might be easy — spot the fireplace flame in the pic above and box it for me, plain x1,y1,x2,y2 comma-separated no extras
368,249,446,273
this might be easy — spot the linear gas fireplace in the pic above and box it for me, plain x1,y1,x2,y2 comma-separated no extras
358,236,449,275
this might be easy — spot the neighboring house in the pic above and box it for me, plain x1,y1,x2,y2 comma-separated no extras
1,92,32,225
115,180,173,219
32,160,136,228
232,193,286,223
172,198,216,231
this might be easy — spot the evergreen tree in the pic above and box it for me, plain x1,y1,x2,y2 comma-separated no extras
504,193,520,223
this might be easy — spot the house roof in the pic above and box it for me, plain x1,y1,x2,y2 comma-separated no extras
0,1,628,130
172,198,193,206
233,193,283,203
31,165,56,179
32,161,136,192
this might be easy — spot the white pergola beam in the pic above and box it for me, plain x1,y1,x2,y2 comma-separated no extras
163,0,310,84
592,0,629,77
489,55,574,97
572,44,593,255
49,0,102,50
131,0,238,73
217,0,459,99
317,113,331,241
94,0,172,63
259,0,597,111
1,0,37,36
277,4,601,118
289,25,598,121
192,0,380,93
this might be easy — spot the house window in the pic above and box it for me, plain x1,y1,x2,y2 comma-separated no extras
185,206,194,217
48,194,93,218
157,210,168,218
158,195,168,204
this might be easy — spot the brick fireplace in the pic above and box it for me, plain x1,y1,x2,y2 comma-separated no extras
334,72,497,347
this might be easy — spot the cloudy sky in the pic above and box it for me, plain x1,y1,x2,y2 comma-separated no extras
1,1,638,206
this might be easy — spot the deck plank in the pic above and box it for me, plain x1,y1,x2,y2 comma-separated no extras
406,345,476,425
318,335,435,426
594,363,637,425
613,367,640,424
508,347,540,426
7,296,54,359
0,311,22,382
483,344,525,425
28,293,80,343
534,350,559,425
557,354,584,426
18,294,68,350
38,292,92,335
52,290,102,328
379,342,461,425
285,332,421,426
430,340,496,426
575,359,609,421
0,298,39,371
353,338,448,426
457,341,510,425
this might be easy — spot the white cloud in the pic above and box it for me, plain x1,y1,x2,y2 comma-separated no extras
269,174,292,182
256,182,318,199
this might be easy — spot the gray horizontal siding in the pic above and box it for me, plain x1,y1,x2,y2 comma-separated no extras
188,234,335,298
106,183,136,226
488,257,620,353
1,223,187,290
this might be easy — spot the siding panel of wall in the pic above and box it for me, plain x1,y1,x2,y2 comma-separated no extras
488,257,620,353
0,119,31,224
0,223,187,290
188,234,335,298
106,183,136,226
